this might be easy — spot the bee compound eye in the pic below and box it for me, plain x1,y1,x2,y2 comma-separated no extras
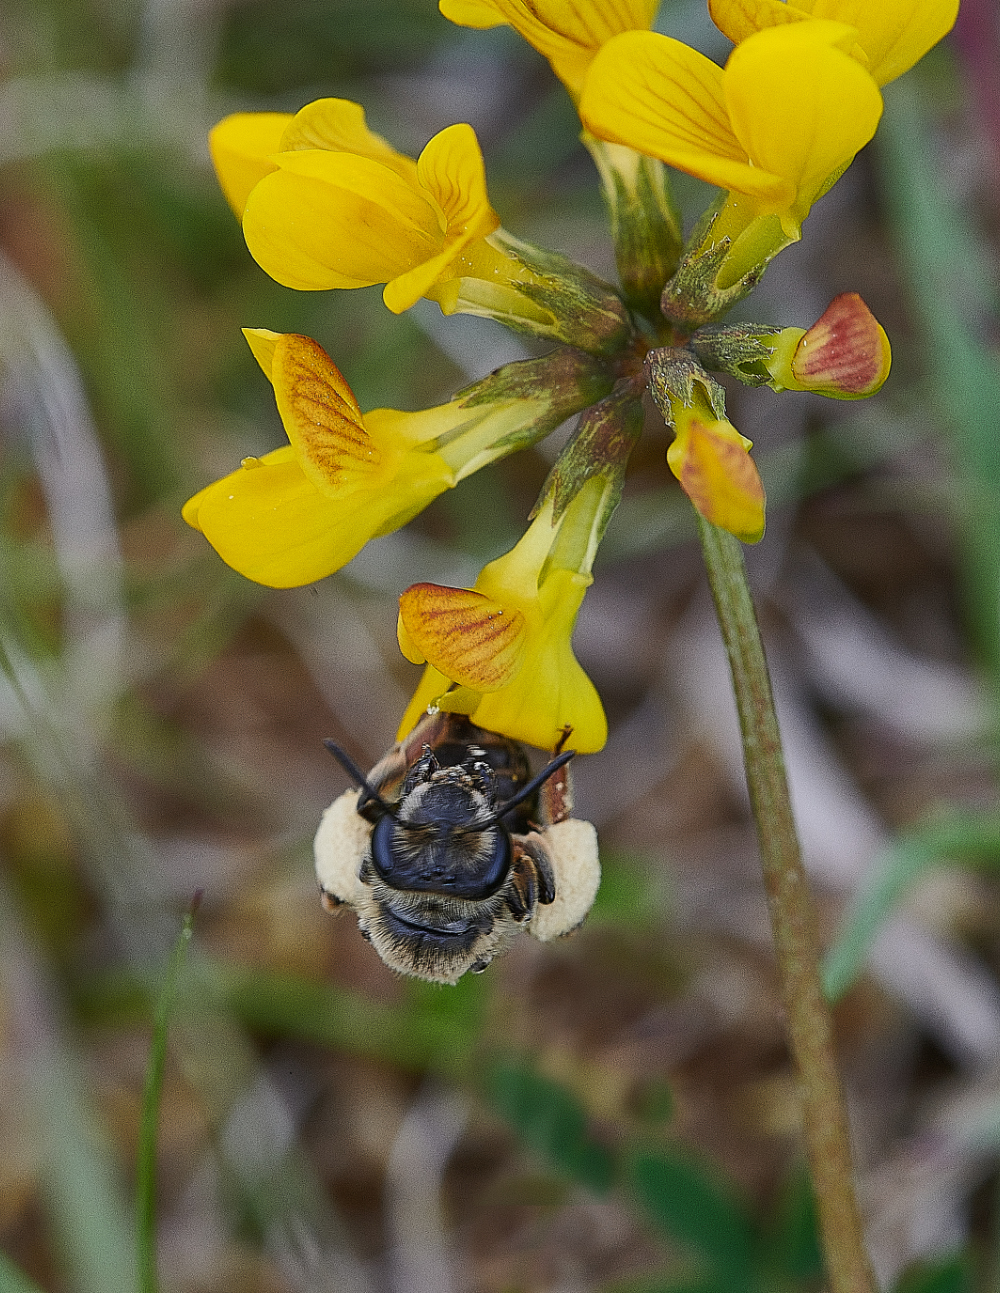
370,812,399,880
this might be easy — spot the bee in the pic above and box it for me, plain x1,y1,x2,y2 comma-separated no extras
314,711,600,985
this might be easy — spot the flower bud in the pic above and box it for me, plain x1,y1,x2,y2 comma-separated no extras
762,292,891,399
646,348,765,543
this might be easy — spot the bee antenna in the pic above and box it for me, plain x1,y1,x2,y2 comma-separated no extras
323,739,397,816
475,748,575,830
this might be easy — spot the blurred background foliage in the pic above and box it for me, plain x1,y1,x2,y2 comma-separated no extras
0,0,998,1291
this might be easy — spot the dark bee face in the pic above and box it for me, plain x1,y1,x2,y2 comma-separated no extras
360,749,526,982
316,712,587,985
369,759,511,898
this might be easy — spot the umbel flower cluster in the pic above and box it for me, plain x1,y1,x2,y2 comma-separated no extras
187,0,954,763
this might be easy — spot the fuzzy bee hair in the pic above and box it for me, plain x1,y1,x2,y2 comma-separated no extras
315,712,600,985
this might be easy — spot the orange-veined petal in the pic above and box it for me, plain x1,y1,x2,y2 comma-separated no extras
667,413,765,543
267,334,378,494
398,584,528,690
711,0,959,85
440,0,659,97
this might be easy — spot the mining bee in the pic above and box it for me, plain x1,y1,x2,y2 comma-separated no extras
314,711,600,984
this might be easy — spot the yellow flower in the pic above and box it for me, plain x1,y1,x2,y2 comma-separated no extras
183,334,612,588
182,330,455,587
580,22,883,269
210,97,633,352
708,0,959,87
439,0,659,100
396,490,608,752
210,97,499,312
764,292,892,398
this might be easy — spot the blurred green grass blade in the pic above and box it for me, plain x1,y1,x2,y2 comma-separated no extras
878,76,1000,678
824,811,1000,1000
0,1251,45,1293
893,1253,974,1293
627,1149,757,1289
137,899,199,1293
488,1060,614,1193
218,966,482,1073
767,1167,823,1285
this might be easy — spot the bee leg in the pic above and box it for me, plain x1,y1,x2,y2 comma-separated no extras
517,835,556,904
470,956,492,974
505,852,538,921
538,745,574,827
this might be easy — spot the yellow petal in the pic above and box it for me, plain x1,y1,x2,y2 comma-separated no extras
470,570,607,752
416,124,498,243
398,584,528,690
184,441,455,588
182,447,375,587
278,97,420,182
709,0,809,45
723,23,882,229
441,0,659,96
269,334,374,493
242,328,281,382
790,0,958,85
580,32,791,207
209,112,292,216
242,152,442,291
667,415,765,543
395,664,462,742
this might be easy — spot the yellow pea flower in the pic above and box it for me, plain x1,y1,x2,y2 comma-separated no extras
439,0,659,100
211,97,499,311
183,330,455,587
396,487,608,753
580,22,883,281
708,0,959,87
666,388,765,543
210,97,633,352
183,332,612,588
647,352,765,543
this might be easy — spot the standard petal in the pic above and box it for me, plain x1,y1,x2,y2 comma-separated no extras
269,334,375,493
580,32,790,205
805,0,959,84
278,97,420,182
667,415,765,543
209,112,292,216
398,584,528,690
788,291,892,397
242,153,443,290
441,0,659,95
723,23,882,227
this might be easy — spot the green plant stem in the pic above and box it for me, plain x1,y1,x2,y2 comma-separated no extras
695,514,875,1293
137,899,199,1293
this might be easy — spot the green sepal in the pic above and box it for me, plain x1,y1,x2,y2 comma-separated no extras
583,136,683,321
536,377,645,538
660,199,791,330
645,347,727,425
484,229,636,357
691,322,783,386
